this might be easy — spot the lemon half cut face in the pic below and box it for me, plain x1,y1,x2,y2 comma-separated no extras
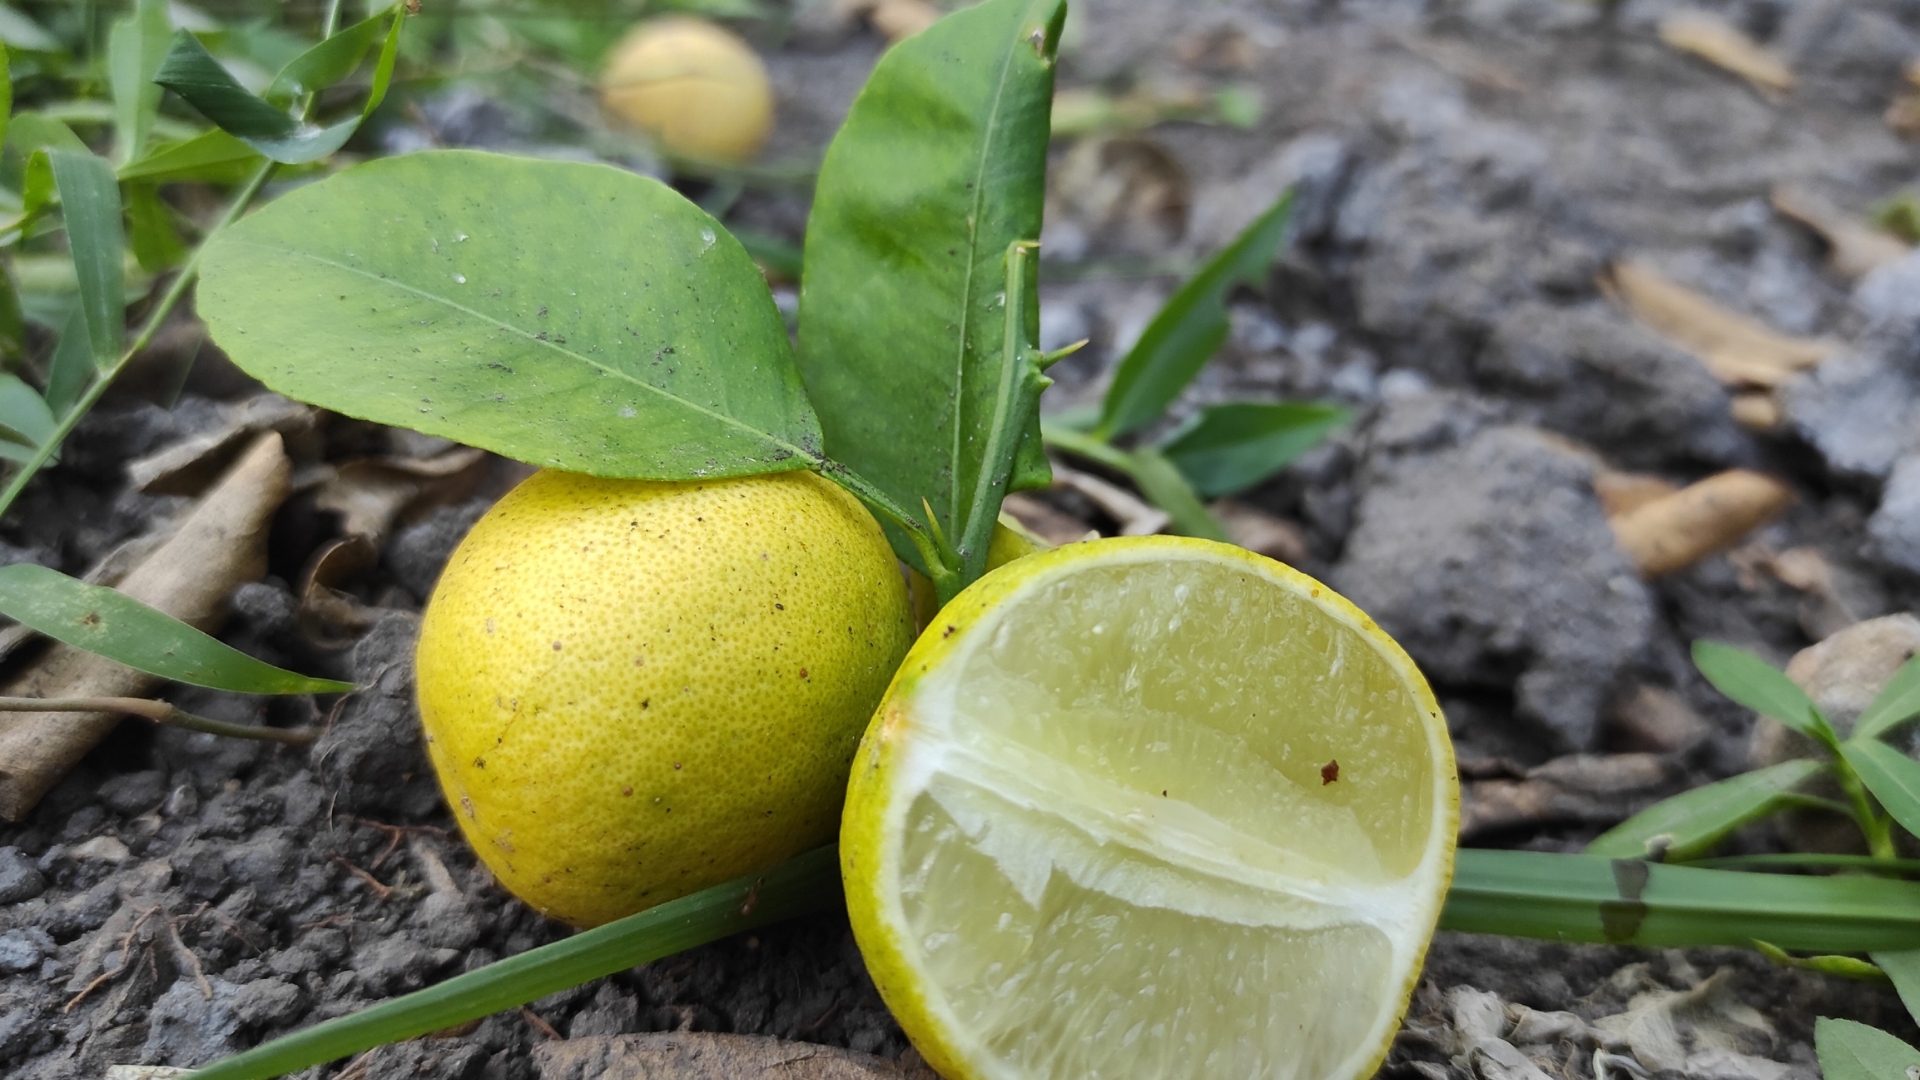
840,536,1458,1080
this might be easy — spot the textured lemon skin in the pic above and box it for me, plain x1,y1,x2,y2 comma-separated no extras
599,16,774,164
418,469,912,928
840,536,1459,1080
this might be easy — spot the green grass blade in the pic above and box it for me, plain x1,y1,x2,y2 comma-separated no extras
1585,758,1825,861
1839,738,1920,839
45,149,126,365
1096,191,1293,438
1693,640,1830,741
1444,849,1920,951
190,847,842,1080
0,563,353,694
1854,656,1920,742
1870,949,1920,1026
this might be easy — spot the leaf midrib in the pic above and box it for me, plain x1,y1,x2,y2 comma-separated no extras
222,238,819,462
947,9,1029,528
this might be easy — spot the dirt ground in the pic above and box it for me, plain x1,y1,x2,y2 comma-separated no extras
5,0,1920,1076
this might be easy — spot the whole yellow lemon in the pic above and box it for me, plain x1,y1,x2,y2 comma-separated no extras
599,16,775,165
415,469,913,927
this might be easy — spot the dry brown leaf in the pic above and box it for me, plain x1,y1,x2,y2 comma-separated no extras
127,395,315,495
1607,685,1712,755
1592,470,1680,519
1609,470,1795,577
1000,492,1099,546
1603,261,1833,387
1727,391,1783,432
1212,499,1310,565
534,1033,940,1080
0,432,291,820
1658,11,1793,97
1887,93,1920,139
1050,461,1171,537
1770,187,1911,279
312,446,487,549
1460,754,1672,839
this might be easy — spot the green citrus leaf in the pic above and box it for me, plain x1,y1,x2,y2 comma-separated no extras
797,0,1064,566
0,563,352,694
199,151,822,480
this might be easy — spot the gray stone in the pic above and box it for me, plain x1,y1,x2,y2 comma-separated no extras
385,498,491,600
231,977,308,1030
1479,301,1745,466
312,612,437,817
0,927,51,973
1783,346,1920,481
1333,396,1654,749
0,847,45,904
140,976,243,1068
1870,456,1920,576
351,935,459,995
97,771,169,816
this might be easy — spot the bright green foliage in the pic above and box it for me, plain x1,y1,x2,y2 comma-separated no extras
1161,401,1351,498
1839,739,1920,840
1816,1019,1920,1080
1692,640,1830,741
1098,192,1293,439
1587,759,1827,862
199,152,824,481
798,0,1064,572
0,564,352,694
1855,655,1920,741
106,0,171,166
43,149,124,364
1040,189,1347,536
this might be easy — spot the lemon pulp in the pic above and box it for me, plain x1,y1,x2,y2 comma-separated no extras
842,537,1457,1080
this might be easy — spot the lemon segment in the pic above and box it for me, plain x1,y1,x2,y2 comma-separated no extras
842,536,1457,1080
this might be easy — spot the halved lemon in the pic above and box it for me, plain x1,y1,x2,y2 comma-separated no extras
841,536,1457,1080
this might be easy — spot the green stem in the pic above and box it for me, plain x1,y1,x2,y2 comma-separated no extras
819,461,959,601
950,240,1048,601
1830,747,1899,860
0,159,276,522
0,695,316,744
1041,423,1228,541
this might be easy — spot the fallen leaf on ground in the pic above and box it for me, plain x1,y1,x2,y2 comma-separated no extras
312,446,487,550
1609,470,1794,577
1593,969,1779,1076
1727,391,1782,432
0,432,290,820
1593,470,1681,519
1460,754,1674,839
1211,499,1310,564
1000,492,1100,546
1770,187,1910,279
1607,685,1712,755
1603,261,1833,387
1050,461,1172,537
126,394,315,495
1658,11,1793,98
534,1032,940,1080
